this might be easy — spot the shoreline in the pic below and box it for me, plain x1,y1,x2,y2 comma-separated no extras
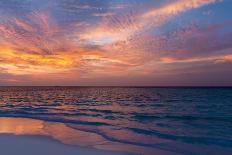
0,117,172,155
1,117,232,155
0,134,130,155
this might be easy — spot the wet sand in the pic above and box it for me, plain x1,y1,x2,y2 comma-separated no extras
0,117,169,155
0,134,129,155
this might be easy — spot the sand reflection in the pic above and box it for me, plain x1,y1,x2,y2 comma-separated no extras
0,117,45,135
0,117,106,146
0,117,166,155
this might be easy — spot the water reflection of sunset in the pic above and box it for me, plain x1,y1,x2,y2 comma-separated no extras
0,118,44,135
0,117,162,155
0,117,106,146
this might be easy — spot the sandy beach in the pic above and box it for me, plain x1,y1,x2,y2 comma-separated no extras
0,134,131,155
0,117,131,155
0,117,168,155
0,117,134,155
0,117,232,155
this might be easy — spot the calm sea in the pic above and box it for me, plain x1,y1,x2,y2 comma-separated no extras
0,87,232,154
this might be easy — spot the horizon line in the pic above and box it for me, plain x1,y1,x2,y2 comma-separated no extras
0,86,232,88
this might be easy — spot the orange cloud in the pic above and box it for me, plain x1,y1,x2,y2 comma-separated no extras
78,0,219,59
0,11,139,78
160,54,232,63
142,0,218,18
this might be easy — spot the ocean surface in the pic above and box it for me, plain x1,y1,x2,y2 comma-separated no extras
0,87,232,155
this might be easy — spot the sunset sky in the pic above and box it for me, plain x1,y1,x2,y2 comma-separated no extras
0,0,231,86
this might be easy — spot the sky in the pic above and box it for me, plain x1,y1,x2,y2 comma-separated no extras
0,0,231,86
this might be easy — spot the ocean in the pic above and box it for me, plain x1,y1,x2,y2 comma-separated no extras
0,87,232,155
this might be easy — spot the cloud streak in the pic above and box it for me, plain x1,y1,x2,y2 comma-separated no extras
142,0,218,18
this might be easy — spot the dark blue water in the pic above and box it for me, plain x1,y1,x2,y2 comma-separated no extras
0,87,232,154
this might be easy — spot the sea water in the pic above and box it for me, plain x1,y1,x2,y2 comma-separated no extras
0,87,232,154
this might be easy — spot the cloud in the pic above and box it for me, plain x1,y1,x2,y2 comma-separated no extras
152,22,232,59
78,0,220,48
142,0,218,18
0,0,231,85
92,12,114,17
0,12,88,74
0,11,138,77
160,54,232,64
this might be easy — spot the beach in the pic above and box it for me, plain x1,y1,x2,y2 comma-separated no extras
0,134,127,155
0,117,132,155
1,116,232,155
0,117,182,155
